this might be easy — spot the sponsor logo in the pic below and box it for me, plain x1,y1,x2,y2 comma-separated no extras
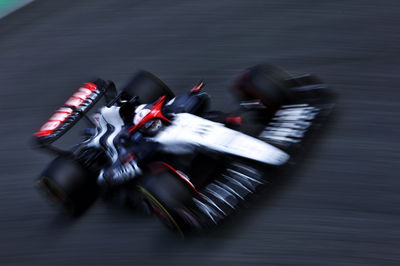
259,104,319,144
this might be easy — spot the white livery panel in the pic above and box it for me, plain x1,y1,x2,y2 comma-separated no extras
154,113,289,166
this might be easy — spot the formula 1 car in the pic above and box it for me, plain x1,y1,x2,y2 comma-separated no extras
33,64,335,234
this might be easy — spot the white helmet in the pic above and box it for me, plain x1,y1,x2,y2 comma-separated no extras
133,104,150,125
132,104,163,136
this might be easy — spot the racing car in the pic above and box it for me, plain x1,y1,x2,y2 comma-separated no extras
33,64,335,234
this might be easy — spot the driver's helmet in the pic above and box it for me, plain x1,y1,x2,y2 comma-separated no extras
133,104,163,136
133,104,150,125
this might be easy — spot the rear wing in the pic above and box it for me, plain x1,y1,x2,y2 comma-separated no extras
33,79,116,148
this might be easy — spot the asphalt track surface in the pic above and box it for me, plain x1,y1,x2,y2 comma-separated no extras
1,1,400,265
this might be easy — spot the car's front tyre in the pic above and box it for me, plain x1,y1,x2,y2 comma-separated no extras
137,165,202,235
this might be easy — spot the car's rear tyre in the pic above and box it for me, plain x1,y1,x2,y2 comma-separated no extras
137,168,201,234
37,155,99,216
232,64,294,110
122,70,175,104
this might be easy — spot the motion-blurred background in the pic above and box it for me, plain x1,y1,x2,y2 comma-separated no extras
0,0,399,265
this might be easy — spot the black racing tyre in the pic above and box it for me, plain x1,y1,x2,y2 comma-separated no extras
232,64,294,109
122,70,175,104
36,155,99,216
137,169,201,235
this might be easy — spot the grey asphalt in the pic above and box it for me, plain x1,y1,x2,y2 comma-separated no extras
1,0,400,265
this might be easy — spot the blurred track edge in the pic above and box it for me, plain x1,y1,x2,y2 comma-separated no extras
0,0,34,20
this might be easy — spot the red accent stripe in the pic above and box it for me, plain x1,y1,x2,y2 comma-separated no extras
83,82,97,91
128,96,170,133
190,81,204,93
225,116,243,125
160,162,200,195
70,95,86,101
34,130,53,137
